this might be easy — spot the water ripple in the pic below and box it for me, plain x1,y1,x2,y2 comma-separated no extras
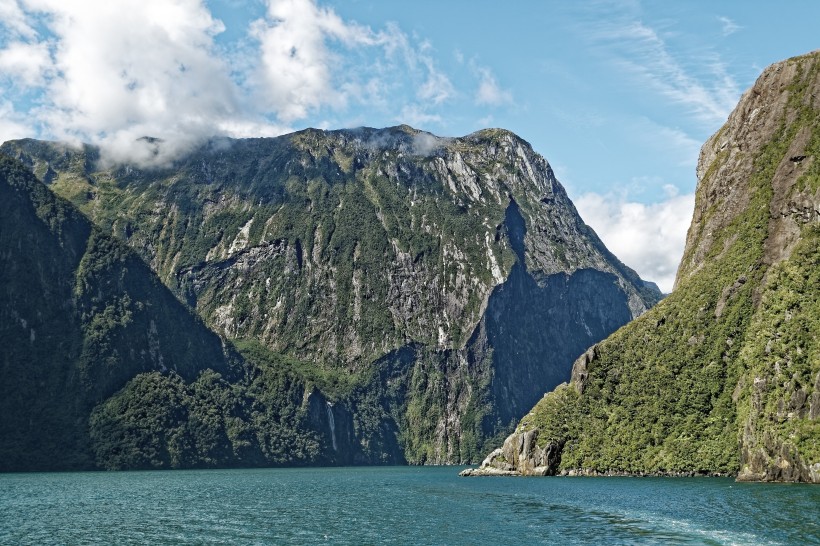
0,468,817,545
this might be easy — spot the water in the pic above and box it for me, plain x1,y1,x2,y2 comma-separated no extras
1,467,818,545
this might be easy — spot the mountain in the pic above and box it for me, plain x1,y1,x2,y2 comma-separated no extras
464,52,820,482
2,126,661,465
0,154,356,471
0,154,232,469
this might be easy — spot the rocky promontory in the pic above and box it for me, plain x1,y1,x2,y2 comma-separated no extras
464,51,820,483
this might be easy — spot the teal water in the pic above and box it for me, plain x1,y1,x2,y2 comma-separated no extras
1,466,818,545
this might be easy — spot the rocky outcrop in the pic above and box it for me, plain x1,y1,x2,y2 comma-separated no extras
2,125,661,464
459,428,562,476
470,51,820,482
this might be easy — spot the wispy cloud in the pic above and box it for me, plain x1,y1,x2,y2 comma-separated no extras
717,16,741,37
576,187,694,292
474,66,513,106
417,57,454,105
634,117,701,168
398,104,442,127
591,18,740,128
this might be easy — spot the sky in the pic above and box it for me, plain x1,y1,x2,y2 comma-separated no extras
0,0,818,292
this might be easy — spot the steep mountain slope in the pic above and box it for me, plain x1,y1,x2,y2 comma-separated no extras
0,155,340,471
3,127,661,463
0,155,233,469
466,52,820,482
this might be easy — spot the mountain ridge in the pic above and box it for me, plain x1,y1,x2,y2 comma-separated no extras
2,125,662,466
464,51,820,482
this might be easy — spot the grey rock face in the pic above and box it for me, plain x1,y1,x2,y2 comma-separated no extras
467,51,820,482
459,428,562,476
2,126,661,464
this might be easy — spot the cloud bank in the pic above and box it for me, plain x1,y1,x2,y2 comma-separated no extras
575,188,695,293
0,0,507,166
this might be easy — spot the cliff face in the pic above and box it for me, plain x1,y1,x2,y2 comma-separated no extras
0,154,393,471
468,52,820,482
0,155,236,470
3,126,660,464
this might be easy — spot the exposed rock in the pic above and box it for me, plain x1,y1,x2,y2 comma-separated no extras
460,428,562,476
472,51,820,482
2,125,661,464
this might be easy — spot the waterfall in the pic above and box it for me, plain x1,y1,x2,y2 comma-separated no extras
326,401,337,451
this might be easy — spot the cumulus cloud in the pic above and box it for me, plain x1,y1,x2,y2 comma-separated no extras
0,40,50,87
0,0,36,39
0,0,259,165
0,0,456,165
250,0,380,121
575,187,695,293
249,1,457,127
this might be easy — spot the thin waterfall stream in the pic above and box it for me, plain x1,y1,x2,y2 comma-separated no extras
326,402,337,451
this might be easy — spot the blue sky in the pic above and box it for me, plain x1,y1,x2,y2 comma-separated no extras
0,0,817,291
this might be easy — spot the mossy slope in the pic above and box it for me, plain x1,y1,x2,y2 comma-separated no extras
3,126,661,464
513,51,820,482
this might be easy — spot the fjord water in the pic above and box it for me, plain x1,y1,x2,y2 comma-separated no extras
1,467,817,545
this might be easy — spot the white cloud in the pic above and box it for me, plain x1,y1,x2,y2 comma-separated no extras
575,189,695,293
417,57,454,105
411,131,446,156
398,104,442,127
250,0,381,122
634,117,701,169
594,20,740,127
0,41,51,87
250,1,454,123
0,99,34,144
0,0,37,39
0,0,459,165
717,16,741,37
476,114,494,127
474,66,512,106
0,0,260,166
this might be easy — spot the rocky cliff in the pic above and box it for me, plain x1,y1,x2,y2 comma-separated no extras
2,126,661,465
466,52,820,482
0,154,397,471
0,155,237,469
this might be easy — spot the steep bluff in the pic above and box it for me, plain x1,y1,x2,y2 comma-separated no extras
466,52,820,482
3,126,660,464
0,154,400,471
0,155,237,469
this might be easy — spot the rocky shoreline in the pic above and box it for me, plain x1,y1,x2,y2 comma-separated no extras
460,466,734,478
459,427,733,479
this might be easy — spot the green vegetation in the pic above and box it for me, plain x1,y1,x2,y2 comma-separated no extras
737,223,820,466
1,123,661,469
517,52,820,478
89,364,326,470
0,155,245,470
